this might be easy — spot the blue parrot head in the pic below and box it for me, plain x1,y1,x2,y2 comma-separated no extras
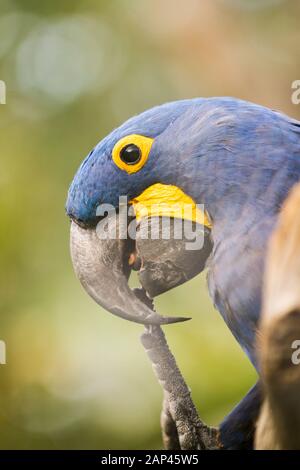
66,98,218,326
66,99,210,226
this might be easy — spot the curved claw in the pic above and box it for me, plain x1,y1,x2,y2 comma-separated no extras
70,218,188,325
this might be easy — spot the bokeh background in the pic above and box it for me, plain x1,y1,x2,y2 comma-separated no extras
0,0,300,449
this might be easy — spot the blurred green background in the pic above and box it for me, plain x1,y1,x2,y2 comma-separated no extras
0,0,299,450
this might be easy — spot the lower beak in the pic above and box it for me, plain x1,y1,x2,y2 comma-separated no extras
135,217,212,297
130,183,212,297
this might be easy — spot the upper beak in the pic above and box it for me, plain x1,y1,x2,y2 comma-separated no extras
70,214,189,325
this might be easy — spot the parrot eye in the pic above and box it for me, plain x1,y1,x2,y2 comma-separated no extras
112,134,154,174
120,144,141,165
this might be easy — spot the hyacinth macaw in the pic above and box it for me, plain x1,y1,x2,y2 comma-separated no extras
66,98,300,448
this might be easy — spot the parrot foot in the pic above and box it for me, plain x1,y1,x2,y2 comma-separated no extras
140,322,219,450
160,395,219,450
160,397,180,449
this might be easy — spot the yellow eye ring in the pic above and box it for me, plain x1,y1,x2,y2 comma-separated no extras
112,134,154,174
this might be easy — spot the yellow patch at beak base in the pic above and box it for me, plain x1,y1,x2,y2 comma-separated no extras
130,183,211,228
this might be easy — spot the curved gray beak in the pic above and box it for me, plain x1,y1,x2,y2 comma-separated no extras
70,215,188,325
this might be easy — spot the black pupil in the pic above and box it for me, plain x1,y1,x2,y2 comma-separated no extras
120,144,141,165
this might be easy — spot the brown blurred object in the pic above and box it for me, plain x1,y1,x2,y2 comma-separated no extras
129,0,300,116
256,182,300,449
